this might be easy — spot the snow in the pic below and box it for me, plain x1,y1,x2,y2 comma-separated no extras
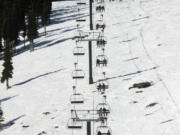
1,0,180,134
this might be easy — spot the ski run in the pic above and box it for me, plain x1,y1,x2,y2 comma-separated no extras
1,0,180,135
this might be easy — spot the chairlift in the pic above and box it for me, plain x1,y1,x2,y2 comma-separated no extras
72,35,88,40
72,69,85,79
96,5,105,12
73,46,85,56
96,126,112,135
96,79,109,92
75,30,89,39
96,23,106,30
96,55,108,67
70,93,84,104
97,103,111,114
67,118,82,129
97,38,107,47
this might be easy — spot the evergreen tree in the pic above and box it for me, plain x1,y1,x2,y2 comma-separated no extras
0,39,3,53
22,16,27,47
0,1,2,52
1,40,13,89
0,105,4,126
41,0,49,35
47,0,52,24
27,10,38,51
1,0,14,89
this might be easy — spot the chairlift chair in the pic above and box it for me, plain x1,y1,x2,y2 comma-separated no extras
96,55,108,67
72,69,85,79
96,5,105,12
97,103,111,114
96,19,105,29
96,126,112,135
75,30,89,39
96,79,109,92
76,19,86,22
70,93,84,104
97,38,107,47
73,46,85,56
77,2,86,5
67,118,82,129
96,23,106,30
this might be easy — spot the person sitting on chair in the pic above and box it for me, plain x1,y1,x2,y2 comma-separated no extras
102,83,106,91
99,107,103,117
107,130,111,135
97,83,102,91
96,59,100,67
96,24,99,29
97,131,102,135
103,58,107,66
103,108,107,116
102,6,105,12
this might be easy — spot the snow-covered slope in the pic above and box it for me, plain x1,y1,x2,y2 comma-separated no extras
1,0,180,135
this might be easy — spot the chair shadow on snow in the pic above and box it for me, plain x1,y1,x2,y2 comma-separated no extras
50,5,78,18
160,119,174,124
0,115,25,131
50,5,87,20
35,37,72,50
50,13,88,25
106,66,159,81
0,95,18,104
13,68,65,87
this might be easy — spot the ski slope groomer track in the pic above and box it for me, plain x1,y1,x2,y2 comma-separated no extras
1,0,180,135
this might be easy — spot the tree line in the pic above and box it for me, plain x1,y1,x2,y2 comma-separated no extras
0,0,53,89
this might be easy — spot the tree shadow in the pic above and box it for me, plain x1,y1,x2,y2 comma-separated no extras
13,68,65,86
35,37,72,50
0,40,53,61
0,115,25,131
0,95,18,104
